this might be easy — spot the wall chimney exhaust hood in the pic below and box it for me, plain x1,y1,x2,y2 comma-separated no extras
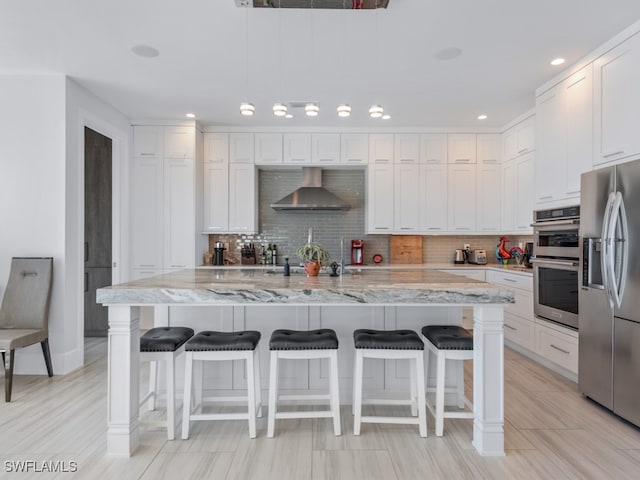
271,167,350,211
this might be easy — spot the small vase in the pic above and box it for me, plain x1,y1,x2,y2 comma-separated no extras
304,260,321,277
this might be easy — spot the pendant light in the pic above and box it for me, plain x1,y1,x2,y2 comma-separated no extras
273,0,288,117
337,0,351,118
305,1,319,117
369,2,384,119
240,4,254,116
337,104,351,117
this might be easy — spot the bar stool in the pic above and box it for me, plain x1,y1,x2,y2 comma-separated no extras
352,329,427,438
267,329,341,438
421,325,474,437
139,326,195,440
181,330,262,439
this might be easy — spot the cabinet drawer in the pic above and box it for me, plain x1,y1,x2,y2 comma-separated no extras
535,321,578,374
487,270,532,291
504,313,535,351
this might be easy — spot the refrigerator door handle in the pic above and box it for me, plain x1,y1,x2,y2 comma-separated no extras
602,192,617,308
607,192,628,308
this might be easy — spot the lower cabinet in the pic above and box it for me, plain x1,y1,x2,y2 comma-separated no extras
534,319,579,375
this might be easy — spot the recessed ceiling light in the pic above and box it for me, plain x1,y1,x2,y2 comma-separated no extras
240,102,255,116
285,114,293,119
305,103,319,117
382,114,391,120
369,105,384,118
435,47,462,61
273,103,288,117
550,58,565,66
185,113,195,118
337,104,351,117
477,114,487,120
131,45,159,58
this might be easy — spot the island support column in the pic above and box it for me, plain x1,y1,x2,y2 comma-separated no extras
107,305,141,456
472,305,505,456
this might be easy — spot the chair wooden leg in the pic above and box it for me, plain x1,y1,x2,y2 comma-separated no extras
5,350,15,402
41,339,54,377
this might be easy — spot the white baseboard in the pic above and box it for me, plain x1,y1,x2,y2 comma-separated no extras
12,344,83,375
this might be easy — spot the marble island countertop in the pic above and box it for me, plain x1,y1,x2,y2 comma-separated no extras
97,267,515,306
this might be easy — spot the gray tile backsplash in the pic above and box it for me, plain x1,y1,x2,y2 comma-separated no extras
208,168,532,266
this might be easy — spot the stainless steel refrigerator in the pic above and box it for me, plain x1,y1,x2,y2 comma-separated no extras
579,159,640,427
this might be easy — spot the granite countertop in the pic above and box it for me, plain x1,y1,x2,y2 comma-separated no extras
97,268,515,306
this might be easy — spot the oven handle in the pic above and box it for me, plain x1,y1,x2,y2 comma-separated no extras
531,258,579,268
531,219,580,228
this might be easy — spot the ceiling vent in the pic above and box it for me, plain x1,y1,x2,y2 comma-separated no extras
236,1,389,9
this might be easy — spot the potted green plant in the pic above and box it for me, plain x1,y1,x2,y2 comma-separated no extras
296,242,332,276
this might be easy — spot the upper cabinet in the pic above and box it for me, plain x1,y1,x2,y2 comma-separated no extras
368,134,394,164
312,133,340,164
254,133,282,164
447,134,476,164
283,133,311,164
164,126,195,158
340,133,368,164
204,133,228,164
503,116,535,162
230,133,254,163
133,126,163,158
593,31,640,166
420,134,448,164
394,134,420,164
476,134,501,164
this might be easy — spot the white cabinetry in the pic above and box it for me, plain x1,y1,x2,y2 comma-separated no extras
164,126,195,158
133,126,162,158
204,133,229,164
230,133,254,163
228,163,257,233
203,133,229,233
534,319,579,375
447,134,476,163
420,163,448,232
503,116,535,162
283,133,311,164
164,158,195,268
369,134,394,164
476,162,502,233
447,162,476,232
340,133,368,164
593,32,640,166
312,133,340,164
254,133,282,165
131,157,163,269
367,162,394,233
535,65,592,207
514,153,534,232
394,134,420,163
420,134,447,164
394,163,420,232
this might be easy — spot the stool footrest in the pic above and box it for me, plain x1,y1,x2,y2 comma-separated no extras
276,411,334,419
360,416,421,425
360,398,415,406
190,413,249,421
202,395,255,403
278,394,331,402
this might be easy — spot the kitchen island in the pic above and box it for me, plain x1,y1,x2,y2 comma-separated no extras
97,268,514,457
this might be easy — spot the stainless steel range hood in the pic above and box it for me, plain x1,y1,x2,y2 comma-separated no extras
270,167,350,211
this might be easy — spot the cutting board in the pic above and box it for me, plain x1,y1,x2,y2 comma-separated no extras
390,235,423,264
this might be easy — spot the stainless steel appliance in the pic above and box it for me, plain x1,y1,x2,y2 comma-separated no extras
532,206,580,330
467,250,487,265
214,242,225,266
579,160,640,427
454,249,465,264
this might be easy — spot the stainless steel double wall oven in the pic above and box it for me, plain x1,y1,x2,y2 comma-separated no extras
532,206,580,330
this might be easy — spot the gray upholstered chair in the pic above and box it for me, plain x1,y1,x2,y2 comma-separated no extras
0,257,54,402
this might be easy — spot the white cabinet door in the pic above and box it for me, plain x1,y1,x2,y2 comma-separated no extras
131,158,163,269
394,163,420,232
447,134,476,164
514,153,534,232
367,162,394,233
340,133,368,164
254,133,282,164
229,163,256,233
133,126,162,158
283,133,311,164
312,133,340,164
535,87,566,205
515,116,535,156
476,162,502,233
203,161,229,232
163,158,195,269
447,163,476,232
164,126,195,159
502,159,515,231
368,134,394,164
502,127,516,162
230,133,254,163
594,32,640,165
394,134,420,164
420,133,447,164
419,163,448,232
204,133,228,164
565,65,593,195
477,134,501,164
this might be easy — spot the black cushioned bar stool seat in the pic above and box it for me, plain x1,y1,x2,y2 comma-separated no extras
354,329,424,350
269,329,338,350
352,329,427,437
420,324,474,437
421,325,473,350
182,330,262,439
267,328,341,438
186,330,261,351
139,326,195,440
141,327,195,352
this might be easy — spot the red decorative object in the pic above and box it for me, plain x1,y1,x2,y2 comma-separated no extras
498,236,512,260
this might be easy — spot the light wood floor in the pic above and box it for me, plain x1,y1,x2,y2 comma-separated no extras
2,340,640,480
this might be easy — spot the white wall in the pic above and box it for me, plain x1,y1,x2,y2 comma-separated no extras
0,75,130,374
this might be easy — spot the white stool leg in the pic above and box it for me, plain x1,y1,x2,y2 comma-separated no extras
181,351,194,440
435,350,446,437
410,358,417,416
193,359,203,413
267,350,279,438
351,351,357,415
415,352,427,438
353,350,364,436
329,350,341,436
457,358,465,409
166,353,176,440
254,348,262,418
246,351,257,439
148,360,158,411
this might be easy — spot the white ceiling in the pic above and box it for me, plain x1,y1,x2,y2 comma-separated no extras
2,0,640,128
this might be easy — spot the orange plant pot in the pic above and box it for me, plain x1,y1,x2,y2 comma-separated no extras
304,261,321,277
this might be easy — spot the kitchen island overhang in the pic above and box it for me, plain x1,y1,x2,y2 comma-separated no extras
97,268,513,458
